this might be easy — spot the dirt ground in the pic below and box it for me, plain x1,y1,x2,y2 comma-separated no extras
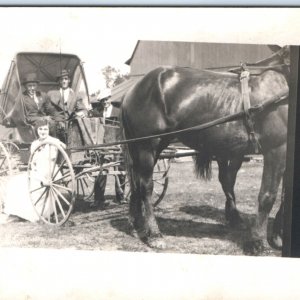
0,158,282,257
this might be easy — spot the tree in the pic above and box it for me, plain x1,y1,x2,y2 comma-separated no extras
101,65,129,88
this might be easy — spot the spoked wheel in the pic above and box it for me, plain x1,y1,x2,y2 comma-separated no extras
28,140,76,226
0,141,12,177
3,141,20,173
152,158,170,207
76,172,95,201
116,158,170,207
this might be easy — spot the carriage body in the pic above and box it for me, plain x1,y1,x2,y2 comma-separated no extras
0,52,170,225
0,52,90,145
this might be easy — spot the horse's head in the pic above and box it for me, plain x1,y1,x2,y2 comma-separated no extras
273,46,290,80
276,45,290,66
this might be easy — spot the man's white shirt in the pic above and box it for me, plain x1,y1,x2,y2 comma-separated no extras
60,88,70,104
32,93,39,109
103,104,113,118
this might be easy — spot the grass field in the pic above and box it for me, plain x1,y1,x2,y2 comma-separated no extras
0,158,282,257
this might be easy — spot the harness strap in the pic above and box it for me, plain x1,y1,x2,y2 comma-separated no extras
240,64,260,153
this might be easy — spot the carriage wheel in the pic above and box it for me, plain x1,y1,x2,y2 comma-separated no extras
3,141,20,173
0,142,12,177
28,140,76,226
76,172,95,201
152,158,170,207
116,158,170,207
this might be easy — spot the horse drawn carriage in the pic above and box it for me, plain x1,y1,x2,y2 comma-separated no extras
0,46,291,255
0,52,170,226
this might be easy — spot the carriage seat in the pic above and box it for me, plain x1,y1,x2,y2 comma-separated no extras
67,117,121,148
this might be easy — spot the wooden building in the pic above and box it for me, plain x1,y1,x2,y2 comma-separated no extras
111,40,278,103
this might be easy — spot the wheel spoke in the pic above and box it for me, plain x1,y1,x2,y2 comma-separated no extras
32,187,47,206
51,187,66,218
0,157,7,170
49,189,59,224
40,187,50,218
152,179,165,186
52,183,72,192
52,159,66,180
77,179,80,195
52,172,71,184
52,186,71,206
30,184,47,194
82,177,89,188
79,178,85,195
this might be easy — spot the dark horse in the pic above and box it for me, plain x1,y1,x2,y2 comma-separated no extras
120,46,290,254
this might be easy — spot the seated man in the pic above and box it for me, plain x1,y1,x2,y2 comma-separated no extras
47,69,87,142
47,69,87,122
21,72,53,126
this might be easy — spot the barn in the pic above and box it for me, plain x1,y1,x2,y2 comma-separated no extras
111,40,278,103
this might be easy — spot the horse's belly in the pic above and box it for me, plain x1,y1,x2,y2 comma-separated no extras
179,123,250,157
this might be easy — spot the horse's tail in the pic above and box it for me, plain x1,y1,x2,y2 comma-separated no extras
119,98,137,191
193,150,212,180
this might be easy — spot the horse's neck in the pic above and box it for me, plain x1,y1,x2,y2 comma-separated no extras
249,53,283,67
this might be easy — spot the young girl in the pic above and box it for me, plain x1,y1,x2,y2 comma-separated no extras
2,119,65,223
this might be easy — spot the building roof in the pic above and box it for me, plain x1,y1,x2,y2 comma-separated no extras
111,75,143,104
125,41,140,65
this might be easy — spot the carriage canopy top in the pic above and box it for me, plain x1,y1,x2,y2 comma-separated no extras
0,52,90,127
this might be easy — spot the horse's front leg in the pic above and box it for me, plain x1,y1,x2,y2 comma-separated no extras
244,144,286,255
270,171,286,249
140,170,166,249
217,156,244,227
128,147,165,249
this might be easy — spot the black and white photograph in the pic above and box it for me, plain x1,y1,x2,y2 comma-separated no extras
0,7,299,299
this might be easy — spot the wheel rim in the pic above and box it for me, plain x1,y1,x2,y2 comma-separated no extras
76,172,95,201
116,158,170,207
28,141,76,226
152,159,170,207
3,141,20,173
0,142,12,177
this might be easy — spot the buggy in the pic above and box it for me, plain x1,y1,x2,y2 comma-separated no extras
0,52,170,225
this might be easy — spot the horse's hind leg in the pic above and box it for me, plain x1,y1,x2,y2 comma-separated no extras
217,156,244,227
245,143,286,255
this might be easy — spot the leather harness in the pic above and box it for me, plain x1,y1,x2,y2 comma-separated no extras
239,64,261,153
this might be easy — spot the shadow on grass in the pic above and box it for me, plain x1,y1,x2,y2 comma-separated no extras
110,204,278,254
73,195,120,214
110,215,250,249
180,204,256,225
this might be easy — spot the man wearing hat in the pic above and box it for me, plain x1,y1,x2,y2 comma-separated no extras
21,72,53,126
47,69,87,122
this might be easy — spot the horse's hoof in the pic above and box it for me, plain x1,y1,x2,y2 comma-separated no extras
243,239,265,256
270,234,282,250
147,237,166,250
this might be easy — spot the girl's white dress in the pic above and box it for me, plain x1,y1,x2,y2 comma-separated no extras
1,136,65,222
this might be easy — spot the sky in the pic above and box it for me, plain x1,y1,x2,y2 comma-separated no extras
0,7,299,93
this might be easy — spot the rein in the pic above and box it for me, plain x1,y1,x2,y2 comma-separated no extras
70,92,288,152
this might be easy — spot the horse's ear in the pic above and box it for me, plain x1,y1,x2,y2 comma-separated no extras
268,45,282,53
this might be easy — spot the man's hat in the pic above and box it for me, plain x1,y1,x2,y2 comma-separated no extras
56,69,70,80
22,73,40,85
